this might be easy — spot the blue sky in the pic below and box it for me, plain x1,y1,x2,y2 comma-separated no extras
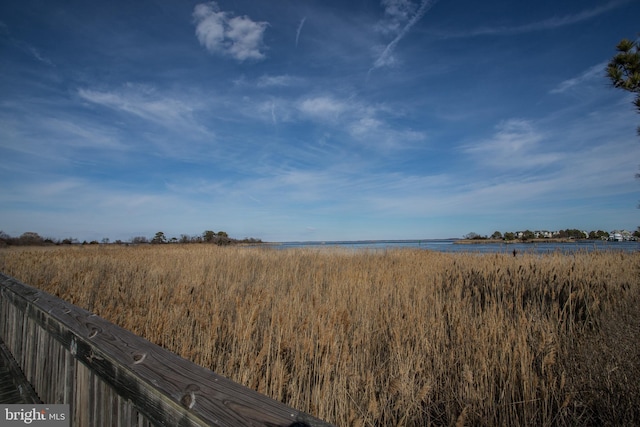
1,0,639,242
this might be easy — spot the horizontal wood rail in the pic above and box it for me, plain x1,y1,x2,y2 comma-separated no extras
0,273,333,426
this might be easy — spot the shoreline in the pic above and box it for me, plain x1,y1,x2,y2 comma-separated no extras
455,238,585,245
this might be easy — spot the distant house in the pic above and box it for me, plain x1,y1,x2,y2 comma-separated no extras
621,230,634,241
534,230,553,238
609,233,624,242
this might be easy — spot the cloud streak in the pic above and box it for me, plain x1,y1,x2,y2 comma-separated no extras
77,84,204,132
295,17,306,47
550,62,607,94
370,0,439,73
0,21,54,66
193,2,268,61
437,0,629,38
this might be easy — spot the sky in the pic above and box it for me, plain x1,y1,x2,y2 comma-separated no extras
1,0,639,242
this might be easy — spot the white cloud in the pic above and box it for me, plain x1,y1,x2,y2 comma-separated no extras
550,62,607,94
193,2,268,61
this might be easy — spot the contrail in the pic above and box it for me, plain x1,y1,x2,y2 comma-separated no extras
295,17,306,47
369,0,439,74
270,101,276,125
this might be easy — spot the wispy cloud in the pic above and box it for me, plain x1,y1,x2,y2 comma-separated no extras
77,84,208,134
0,21,54,66
233,74,305,88
377,0,419,34
293,94,426,150
521,0,628,31
0,106,127,168
550,62,607,94
256,74,304,88
463,119,562,169
370,0,439,73
251,98,294,126
193,2,268,61
438,0,629,38
349,117,426,150
41,118,127,150
24,44,54,66
295,17,306,47
298,96,348,121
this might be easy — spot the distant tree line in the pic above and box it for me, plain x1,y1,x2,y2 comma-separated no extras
0,230,262,247
465,228,640,241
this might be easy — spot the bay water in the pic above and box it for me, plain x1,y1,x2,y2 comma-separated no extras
272,239,639,254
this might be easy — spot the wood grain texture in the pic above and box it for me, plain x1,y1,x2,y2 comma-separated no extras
0,336,42,404
0,273,333,427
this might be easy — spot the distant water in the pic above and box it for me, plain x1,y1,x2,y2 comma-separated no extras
272,239,639,254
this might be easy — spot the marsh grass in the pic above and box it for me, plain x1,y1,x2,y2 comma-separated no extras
1,245,639,426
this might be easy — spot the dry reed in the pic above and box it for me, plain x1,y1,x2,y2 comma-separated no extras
1,245,638,426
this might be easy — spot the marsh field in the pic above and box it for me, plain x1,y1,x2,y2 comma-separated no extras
1,245,639,426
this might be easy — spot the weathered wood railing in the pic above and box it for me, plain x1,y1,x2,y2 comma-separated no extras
0,273,333,426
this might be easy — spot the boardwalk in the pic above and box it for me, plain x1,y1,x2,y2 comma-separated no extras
1,273,333,426
0,337,41,404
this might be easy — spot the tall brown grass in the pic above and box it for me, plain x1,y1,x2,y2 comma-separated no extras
1,245,639,426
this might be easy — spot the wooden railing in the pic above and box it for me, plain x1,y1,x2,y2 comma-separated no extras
0,273,333,426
